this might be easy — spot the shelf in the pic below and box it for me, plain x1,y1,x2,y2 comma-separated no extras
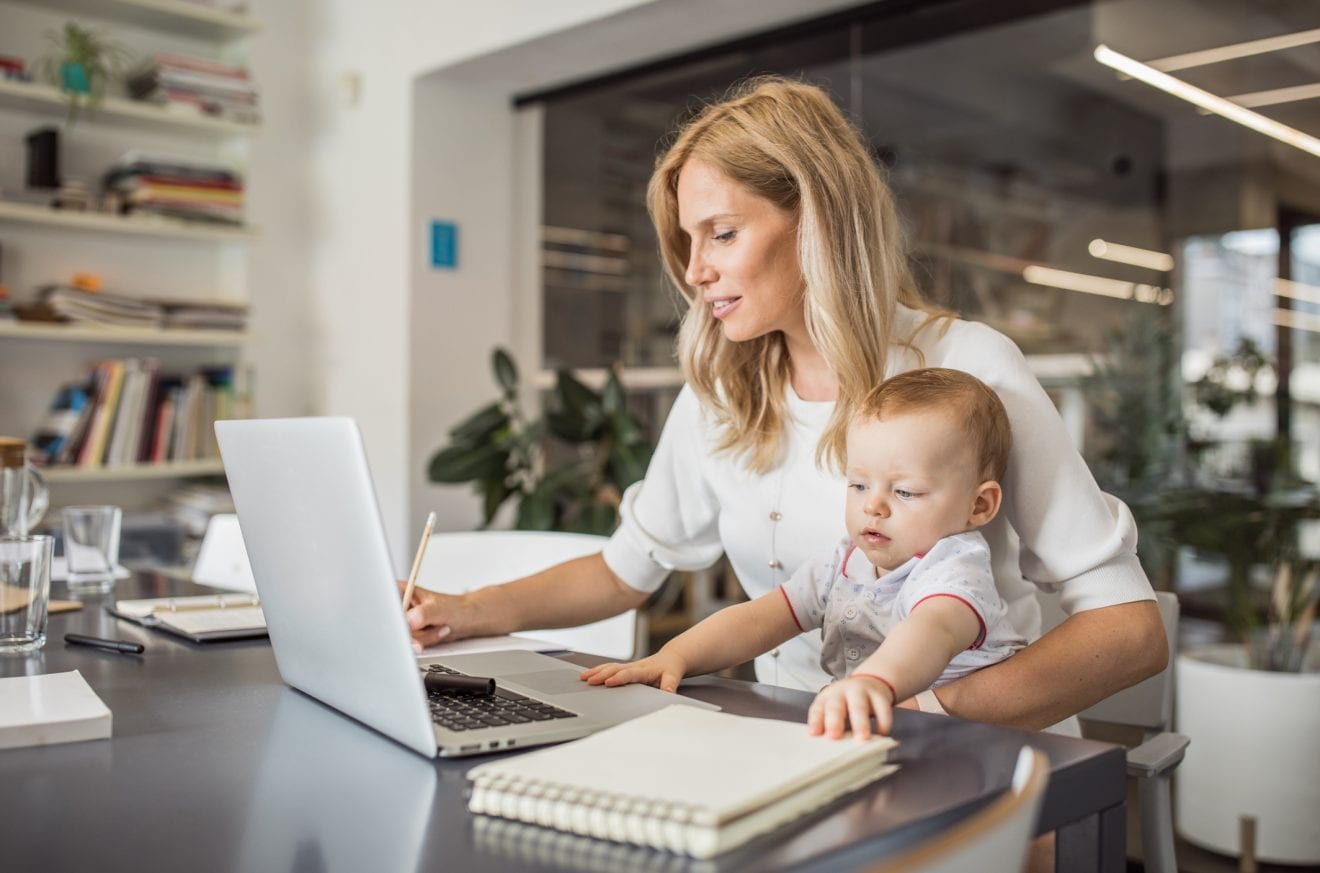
0,80,260,137
41,459,226,483
0,200,255,242
0,320,248,347
8,0,262,39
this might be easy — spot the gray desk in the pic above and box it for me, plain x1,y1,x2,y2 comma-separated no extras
1,573,1125,873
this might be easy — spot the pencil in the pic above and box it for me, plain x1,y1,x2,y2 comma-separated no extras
401,511,437,610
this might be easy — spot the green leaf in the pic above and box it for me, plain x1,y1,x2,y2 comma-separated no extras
480,479,513,527
516,487,557,530
493,348,519,397
608,443,648,488
609,410,642,446
576,501,618,536
447,402,509,443
427,443,509,484
602,370,626,415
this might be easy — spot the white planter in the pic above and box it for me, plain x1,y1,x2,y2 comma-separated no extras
1175,645,1320,865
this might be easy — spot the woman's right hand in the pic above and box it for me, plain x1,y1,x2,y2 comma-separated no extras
400,584,474,650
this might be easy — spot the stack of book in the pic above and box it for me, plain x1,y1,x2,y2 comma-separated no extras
103,152,245,227
34,284,249,332
127,53,260,126
40,284,164,328
30,359,238,469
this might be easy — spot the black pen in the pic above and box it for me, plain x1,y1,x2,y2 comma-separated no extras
423,671,495,696
64,632,145,655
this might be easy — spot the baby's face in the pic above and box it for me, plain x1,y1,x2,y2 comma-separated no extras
844,410,987,573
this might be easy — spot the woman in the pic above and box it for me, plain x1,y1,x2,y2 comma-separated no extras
407,76,1166,731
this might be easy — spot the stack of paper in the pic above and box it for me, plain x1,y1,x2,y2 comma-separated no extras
0,670,112,751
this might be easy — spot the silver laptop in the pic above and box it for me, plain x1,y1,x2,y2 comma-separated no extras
215,416,716,758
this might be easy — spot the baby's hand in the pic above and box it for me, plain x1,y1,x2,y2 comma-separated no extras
807,674,896,740
579,652,686,693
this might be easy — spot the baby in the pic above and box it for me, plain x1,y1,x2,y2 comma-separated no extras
582,367,1025,738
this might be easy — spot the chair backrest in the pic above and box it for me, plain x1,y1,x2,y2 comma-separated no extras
1038,590,1179,732
192,513,257,593
866,747,1050,873
415,530,637,660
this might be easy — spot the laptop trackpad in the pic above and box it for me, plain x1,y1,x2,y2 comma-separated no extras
505,669,596,696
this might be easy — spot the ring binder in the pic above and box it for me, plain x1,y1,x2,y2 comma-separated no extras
465,705,898,858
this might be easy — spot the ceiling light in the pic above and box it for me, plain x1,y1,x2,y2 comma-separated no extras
1022,265,1172,304
1228,82,1320,109
1275,278,1320,305
1088,239,1174,271
1147,28,1320,72
1094,45,1320,159
1274,308,1320,334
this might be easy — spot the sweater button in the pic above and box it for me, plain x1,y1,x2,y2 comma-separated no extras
768,559,783,569
769,511,782,521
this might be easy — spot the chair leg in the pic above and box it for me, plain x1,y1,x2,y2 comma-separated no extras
1138,774,1178,873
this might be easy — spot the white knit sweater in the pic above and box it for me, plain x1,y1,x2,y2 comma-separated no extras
603,306,1154,692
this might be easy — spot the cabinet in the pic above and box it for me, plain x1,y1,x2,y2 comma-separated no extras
0,0,261,510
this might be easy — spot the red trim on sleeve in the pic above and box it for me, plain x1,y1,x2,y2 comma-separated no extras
912,593,987,649
841,545,857,579
778,585,806,633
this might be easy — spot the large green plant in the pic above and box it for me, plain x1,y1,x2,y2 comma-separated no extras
427,349,652,535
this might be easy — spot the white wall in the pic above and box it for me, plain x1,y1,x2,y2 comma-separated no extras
305,0,869,564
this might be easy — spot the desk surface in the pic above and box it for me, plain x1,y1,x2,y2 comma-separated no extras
1,573,1125,873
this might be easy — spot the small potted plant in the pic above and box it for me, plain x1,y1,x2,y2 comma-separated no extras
38,21,133,124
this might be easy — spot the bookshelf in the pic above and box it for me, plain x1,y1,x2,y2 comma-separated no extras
5,0,262,40
0,79,260,137
0,200,257,241
42,459,225,483
0,0,259,506
0,320,249,347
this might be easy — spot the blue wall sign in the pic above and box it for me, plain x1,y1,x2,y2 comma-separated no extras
430,220,458,269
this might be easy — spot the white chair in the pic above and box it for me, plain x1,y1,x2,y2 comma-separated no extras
192,513,257,593
415,530,638,660
867,747,1050,873
1040,590,1188,873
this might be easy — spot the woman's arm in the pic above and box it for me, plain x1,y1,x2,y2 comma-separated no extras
926,599,1167,730
405,552,648,647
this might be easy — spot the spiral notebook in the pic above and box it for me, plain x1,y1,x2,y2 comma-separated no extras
467,705,898,858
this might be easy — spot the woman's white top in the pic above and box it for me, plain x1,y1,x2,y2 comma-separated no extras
602,306,1154,692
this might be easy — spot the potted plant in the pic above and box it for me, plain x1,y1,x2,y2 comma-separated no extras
38,21,133,124
1158,487,1320,864
427,348,652,535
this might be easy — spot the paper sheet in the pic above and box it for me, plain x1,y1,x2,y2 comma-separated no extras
416,634,563,659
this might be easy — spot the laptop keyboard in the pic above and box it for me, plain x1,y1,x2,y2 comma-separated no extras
423,664,578,732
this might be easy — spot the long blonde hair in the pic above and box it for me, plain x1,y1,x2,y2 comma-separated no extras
648,76,950,472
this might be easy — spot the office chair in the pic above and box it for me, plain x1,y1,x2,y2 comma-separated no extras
1041,590,1188,873
867,746,1050,873
415,530,638,660
192,513,257,592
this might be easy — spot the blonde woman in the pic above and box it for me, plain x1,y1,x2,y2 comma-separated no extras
406,76,1166,732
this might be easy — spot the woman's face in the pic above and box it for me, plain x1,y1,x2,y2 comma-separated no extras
676,158,805,344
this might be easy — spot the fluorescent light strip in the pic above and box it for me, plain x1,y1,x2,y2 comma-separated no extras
1022,265,1172,305
1275,278,1320,305
1274,307,1320,334
1088,238,1174,271
1148,28,1320,72
1094,45,1320,159
1229,82,1320,109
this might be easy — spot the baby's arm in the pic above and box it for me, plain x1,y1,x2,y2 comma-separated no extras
810,595,981,739
580,589,802,693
